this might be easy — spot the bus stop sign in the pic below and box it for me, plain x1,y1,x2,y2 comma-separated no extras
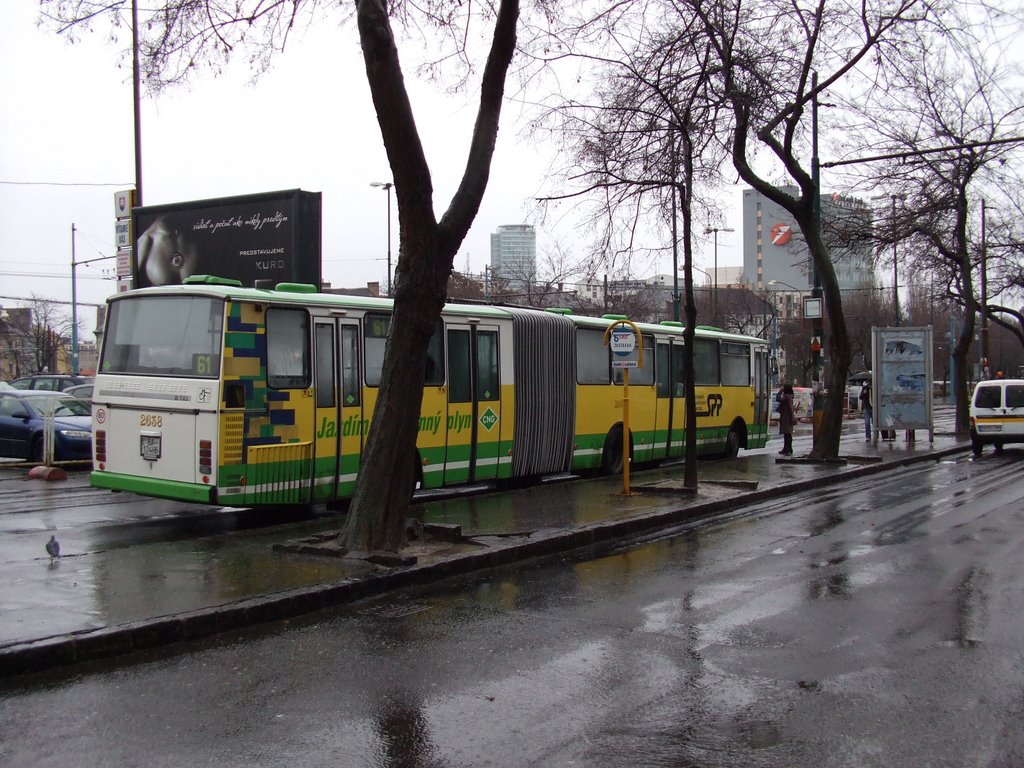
610,328,638,368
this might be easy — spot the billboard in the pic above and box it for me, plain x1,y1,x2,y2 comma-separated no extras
871,326,933,434
131,189,321,289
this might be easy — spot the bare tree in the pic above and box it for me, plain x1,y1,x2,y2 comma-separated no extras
844,18,1024,432
534,0,731,486
43,0,521,553
0,306,35,379
692,0,932,460
485,239,589,307
25,298,75,374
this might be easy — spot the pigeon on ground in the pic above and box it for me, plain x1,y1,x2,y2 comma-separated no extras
46,535,60,559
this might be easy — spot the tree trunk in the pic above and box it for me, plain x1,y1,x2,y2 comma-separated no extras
800,213,851,461
342,231,446,552
341,0,518,553
677,144,698,490
952,273,977,437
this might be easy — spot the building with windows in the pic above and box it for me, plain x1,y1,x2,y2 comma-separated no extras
740,187,875,296
489,224,537,287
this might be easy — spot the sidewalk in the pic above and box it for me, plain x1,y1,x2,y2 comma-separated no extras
0,429,968,677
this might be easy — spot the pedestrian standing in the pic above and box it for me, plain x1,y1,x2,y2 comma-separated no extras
777,383,795,455
860,379,873,440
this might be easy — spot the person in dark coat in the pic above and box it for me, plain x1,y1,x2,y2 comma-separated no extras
859,379,873,440
777,383,795,455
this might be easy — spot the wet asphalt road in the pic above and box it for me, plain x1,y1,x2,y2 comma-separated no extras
3,449,1024,767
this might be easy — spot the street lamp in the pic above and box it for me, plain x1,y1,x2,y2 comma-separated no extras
370,181,393,296
890,194,902,326
703,225,734,322
767,279,807,321
768,278,804,292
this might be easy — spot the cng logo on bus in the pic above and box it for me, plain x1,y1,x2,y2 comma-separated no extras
480,407,498,431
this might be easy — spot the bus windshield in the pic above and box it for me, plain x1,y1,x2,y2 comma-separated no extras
100,295,224,377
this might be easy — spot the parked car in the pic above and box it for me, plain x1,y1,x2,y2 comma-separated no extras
969,378,1024,456
64,383,94,403
0,391,92,462
8,374,92,392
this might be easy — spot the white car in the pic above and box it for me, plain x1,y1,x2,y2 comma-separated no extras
969,378,1024,456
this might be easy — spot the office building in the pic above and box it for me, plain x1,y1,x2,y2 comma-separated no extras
490,224,537,287
740,187,875,297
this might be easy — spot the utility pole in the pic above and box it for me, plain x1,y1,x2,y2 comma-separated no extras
704,225,734,323
132,0,143,205
671,188,680,322
980,199,989,378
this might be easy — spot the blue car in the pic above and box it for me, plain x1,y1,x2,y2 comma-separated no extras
0,391,92,462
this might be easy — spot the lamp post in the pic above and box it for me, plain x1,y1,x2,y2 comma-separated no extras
767,279,807,320
767,280,806,385
370,181,394,295
891,194,901,326
71,224,78,375
703,225,734,322
755,290,780,387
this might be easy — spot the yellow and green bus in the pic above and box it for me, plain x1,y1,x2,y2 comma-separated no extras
90,276,771,506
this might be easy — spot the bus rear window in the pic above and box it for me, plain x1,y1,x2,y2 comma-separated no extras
101,296,223,377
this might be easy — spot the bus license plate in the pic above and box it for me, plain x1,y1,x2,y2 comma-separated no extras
140,434,162,460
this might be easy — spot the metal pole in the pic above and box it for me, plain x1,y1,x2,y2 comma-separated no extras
386,183,393,296
703,226,733,324
771,304,778,388
713,230,718,321
71,224,79,375
671,182,680,322
980,198,988,377
892,195,900,326
132,0,143,205
811,72,824,444
370,181,394,295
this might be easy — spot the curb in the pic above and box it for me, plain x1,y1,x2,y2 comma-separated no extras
0,444,967,679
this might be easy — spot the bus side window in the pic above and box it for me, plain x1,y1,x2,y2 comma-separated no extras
340,325,361,406
267,308,310,389
476,330,499,400
426,322,444,386
576,328,609,385
694,338,719,385
673,343,686,396
721,342,751,386
315,324,336,408
224,381,246,408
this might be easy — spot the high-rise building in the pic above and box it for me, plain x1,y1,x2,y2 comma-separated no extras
740,187,875,296
490,224,537,287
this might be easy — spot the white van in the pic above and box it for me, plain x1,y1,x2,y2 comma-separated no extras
969,378,1024,456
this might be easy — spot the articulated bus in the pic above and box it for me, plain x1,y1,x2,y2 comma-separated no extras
90,276,771,507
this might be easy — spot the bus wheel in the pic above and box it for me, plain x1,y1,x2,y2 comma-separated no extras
601,427,625,475
971,435,984,457
723,425,741,458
